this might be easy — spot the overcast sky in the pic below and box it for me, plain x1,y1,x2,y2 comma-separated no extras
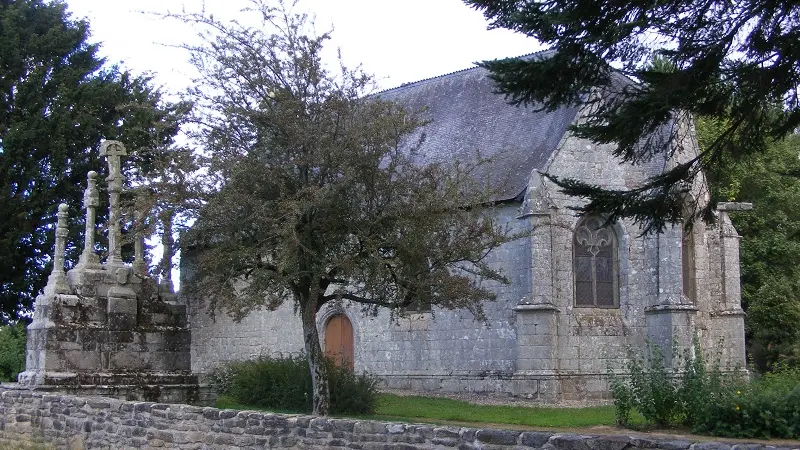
61,0,543,286
64,0,543,94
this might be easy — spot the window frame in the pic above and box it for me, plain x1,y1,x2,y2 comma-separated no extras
572,215,620,308
681,226,697,304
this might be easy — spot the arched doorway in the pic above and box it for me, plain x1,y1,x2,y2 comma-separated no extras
324,314,354,371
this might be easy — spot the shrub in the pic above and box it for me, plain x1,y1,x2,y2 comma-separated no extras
0,323,27,382
697,366,800,439
327,359,379,415
610,341,681,426
209,354,379,415
611,338,800,439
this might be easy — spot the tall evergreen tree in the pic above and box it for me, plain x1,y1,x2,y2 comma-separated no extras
466,0,800,232
0,0,189,319
703,121,800,370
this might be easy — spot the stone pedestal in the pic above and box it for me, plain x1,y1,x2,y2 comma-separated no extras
19,262,213,405
19,263,213,405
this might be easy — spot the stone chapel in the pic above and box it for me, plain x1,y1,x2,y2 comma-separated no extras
184,52,747,402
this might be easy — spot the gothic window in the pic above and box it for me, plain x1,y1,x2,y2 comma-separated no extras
682,228,696,303
573,216,619,307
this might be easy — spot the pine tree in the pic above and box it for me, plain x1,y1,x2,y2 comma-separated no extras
466,0,800,231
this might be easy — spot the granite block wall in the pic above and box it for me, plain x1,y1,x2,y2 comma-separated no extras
1,389,793,450
183,110,746,402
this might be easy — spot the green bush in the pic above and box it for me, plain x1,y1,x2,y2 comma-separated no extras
610,338,737,428
327,360,380,415
611,339,800,439
209,354,379,415
0,322,27,382
633,343,680,426
697,367,800,439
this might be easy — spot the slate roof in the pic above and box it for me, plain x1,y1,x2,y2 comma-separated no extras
378,50,581,202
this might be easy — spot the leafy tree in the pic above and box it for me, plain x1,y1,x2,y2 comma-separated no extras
180,0,514,415
0,322,26,381
702,119,800,370
0,0,190,319
124,143,204,289
465,0,800,232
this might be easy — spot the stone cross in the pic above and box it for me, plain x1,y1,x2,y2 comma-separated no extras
101,140,127,266
45,203,70,295
79,171,100,266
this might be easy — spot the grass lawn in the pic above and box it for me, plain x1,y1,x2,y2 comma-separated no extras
216,393,635,429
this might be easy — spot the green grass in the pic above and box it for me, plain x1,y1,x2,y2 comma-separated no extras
372,394,620,428
217,393,634,429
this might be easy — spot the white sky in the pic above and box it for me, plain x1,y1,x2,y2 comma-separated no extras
62,0,542,288
64,0,543,94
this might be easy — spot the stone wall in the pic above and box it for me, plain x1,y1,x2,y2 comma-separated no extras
186,205,528,383
1,389,793,450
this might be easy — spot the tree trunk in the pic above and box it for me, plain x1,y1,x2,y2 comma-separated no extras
299,296,330,415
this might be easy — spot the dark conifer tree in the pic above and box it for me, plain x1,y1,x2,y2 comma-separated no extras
466,0,800,232
0,0,188,319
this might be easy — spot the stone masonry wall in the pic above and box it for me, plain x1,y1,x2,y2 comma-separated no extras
186,205,528,387
332,205,527,388
1,389,795,450
183,109,745,403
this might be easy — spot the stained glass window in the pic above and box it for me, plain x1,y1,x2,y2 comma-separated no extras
573,216,619,307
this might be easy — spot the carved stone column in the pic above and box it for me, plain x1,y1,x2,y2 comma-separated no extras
101,140,127,267
133,193,147,275
710,202,750,368
78,171,100,267
44,204,70,296
100,140,137,329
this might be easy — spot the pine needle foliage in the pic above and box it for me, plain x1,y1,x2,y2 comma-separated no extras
466,0,800,232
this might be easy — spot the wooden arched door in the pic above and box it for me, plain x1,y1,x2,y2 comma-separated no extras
324,314,354,371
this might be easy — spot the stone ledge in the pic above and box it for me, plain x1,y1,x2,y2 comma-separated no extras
716,202,754,212
513,303,560,312
2,381,215,406
710,309,746,317
645,304,700,313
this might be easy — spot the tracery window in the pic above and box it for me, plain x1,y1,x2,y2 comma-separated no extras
682,228,696,304
573,215,619,307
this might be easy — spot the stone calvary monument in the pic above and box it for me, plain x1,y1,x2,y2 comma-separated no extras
17,140,213,405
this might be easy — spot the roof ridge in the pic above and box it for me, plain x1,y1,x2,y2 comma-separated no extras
374,48,555,96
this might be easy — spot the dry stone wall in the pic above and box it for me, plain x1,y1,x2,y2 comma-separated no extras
1,389,796,450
